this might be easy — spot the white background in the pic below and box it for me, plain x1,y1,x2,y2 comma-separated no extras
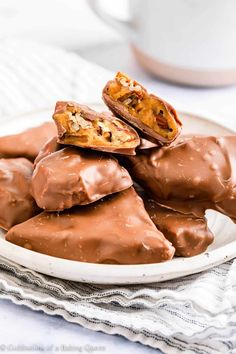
1,0,236,120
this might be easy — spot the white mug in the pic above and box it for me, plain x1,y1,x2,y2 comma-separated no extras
88,0,236,87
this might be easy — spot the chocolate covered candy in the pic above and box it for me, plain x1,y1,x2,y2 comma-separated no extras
0,122,57,161
31,147,133,211
145,199,214,257
53,101,140,155
6,188,175,264
103,72,181,145
127,136,236,221
0,158,38,230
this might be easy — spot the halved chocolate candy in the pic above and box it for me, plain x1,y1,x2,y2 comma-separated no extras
0,158,38,230
53,101,140,155
145,199,214,257
6,188,175,264
0,122,57,161
103,72,182,145
31,147,133,211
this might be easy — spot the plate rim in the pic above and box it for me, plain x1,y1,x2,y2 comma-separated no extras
0,235,235,284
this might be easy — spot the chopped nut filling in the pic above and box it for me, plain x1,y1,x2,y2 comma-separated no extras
107,72,180,140
53,103,140,151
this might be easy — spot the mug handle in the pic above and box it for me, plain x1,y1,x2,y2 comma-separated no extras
88,0,135,39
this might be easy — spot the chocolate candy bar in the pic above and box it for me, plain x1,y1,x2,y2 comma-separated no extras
0,122,57,161
145,199,214,257
127,136,236,221
6,188,175,264
53,101,140,155
103,72,182,145
0,158,38,230
31,147,133,211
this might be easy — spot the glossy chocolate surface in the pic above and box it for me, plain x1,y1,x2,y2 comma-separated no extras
127,136,236,221
6,188,175,264
31,147,133,211
0,158,38,230
0,122,57,161
145,199,214,257
34,136,60,166
138,138,159,150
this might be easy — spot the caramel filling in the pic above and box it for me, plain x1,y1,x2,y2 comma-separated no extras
53,105,138,149
107,72,179,140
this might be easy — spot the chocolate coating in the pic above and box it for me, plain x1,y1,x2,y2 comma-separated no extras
34,136,60,166
0,158,38,230
127,136,236,221
53,101,140,155
145,199,214,257
31,147,133,211
103,72,181,145
138,138,159,150
6,188,175,264
0,122,57,161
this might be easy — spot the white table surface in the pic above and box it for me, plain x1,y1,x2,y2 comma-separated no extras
1,15,236,351
0,299,158,353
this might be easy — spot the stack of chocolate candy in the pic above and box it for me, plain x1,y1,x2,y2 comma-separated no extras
1,73,235,264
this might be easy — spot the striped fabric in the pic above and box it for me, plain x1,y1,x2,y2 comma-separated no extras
0,258,235,354
0,39,110,118
0,39,236,354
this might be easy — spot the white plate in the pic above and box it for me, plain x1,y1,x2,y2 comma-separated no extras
0,107,236,284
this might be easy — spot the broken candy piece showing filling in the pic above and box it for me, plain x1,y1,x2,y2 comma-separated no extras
0,122,57,161
0,158,39,230
31,147,133,211
103,72,182,145
6,188,175,264
53,101,140,155
145,199,214,257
